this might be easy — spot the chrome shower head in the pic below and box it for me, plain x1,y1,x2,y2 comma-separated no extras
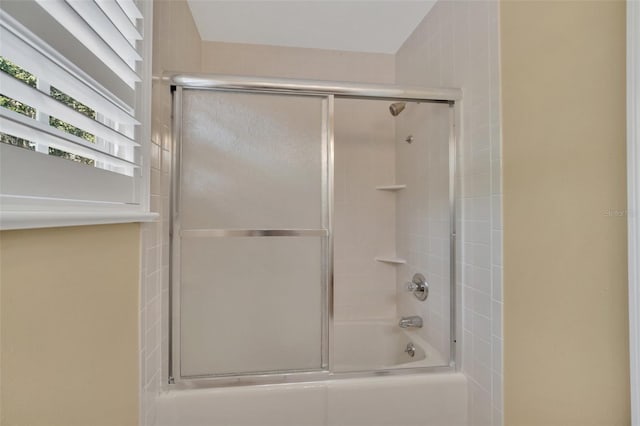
389,102,406,117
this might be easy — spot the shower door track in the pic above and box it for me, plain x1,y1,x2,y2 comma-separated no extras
168,73,462,388
170,73,461,102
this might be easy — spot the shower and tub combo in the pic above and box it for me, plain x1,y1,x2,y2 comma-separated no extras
159,74,467,425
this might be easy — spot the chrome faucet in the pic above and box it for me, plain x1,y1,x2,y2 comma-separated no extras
398,315,423,328
404,342,416,357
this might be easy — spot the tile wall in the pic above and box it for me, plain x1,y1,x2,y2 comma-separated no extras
395,101,453,362
395,2,504,425
140,1,201,425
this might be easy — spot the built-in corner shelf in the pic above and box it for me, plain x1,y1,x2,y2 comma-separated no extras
375,257,407,265
375,185,407,191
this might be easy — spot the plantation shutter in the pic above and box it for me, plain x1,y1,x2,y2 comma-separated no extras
0,0,152,224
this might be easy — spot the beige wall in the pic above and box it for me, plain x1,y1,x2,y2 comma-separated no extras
501,1,630,425
0,224,140,426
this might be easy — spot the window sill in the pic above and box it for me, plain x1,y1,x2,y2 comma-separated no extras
0,210,159,230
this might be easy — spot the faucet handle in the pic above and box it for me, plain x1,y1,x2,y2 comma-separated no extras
406,281,420,291
406,273,429,301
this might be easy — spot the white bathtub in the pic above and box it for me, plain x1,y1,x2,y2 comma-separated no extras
333,320,447,371
157,373,468,426
157,320,465,426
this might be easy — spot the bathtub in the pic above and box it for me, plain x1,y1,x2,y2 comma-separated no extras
157,373,467,426
333,320,447,371
157,320,465,426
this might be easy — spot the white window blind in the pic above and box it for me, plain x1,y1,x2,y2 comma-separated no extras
0,0,155,229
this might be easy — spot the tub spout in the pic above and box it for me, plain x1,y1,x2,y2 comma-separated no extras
398,316,423,328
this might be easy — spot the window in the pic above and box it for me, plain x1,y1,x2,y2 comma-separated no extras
0,0,155,229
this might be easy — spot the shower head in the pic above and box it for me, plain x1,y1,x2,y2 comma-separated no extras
389,102,406,117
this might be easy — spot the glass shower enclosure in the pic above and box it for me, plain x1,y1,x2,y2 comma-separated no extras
169,74,460,385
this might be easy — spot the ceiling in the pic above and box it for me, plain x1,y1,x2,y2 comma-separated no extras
186,1,436,54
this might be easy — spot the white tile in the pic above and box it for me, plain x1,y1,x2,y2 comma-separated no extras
491,194,502,229
161,276,170,295
161,171,171,197
469,148,492,177
474,197,492,222
492,300,502,338
490,125,502,163
473,288,491,317
145,321,160,354
150,142,161,171
139,310,147,352
463,330,474,374
150,195,162,215
145,269,160,303
463,242,474,265
473,312,491,343
143,386,158,426
472,357,492,392
492,408,504,426
471,124,491,153
145,245,161,279
492,266,503,302
469,380,492,426
145,291,161,325
473,243,491,269
474,335,491,369
491,161,502,196
491,336,503,374
150,168,162,196
162,147,172,174
145,347,160,387
492,372,503,412
161,124,172,151
162,242,170,267
492,230,502,267
467,220,491,245
464,288,475,312
474,266,492,294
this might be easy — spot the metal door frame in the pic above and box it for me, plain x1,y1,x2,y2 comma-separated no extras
168,74,461,388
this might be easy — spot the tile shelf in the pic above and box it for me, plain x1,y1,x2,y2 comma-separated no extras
375,257,407,265
375,185,407,191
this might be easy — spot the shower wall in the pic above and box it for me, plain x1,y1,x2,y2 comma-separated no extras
200,41,395,84
395,102,452,362
333,99,397,322
396,2,503,425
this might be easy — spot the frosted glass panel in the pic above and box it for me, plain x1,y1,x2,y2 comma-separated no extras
177,90,327,379
180,237,323,377
180,90,324,230
394,102,452,365
331,99,452,372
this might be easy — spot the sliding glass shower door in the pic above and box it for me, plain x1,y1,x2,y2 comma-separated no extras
173,89,330,379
